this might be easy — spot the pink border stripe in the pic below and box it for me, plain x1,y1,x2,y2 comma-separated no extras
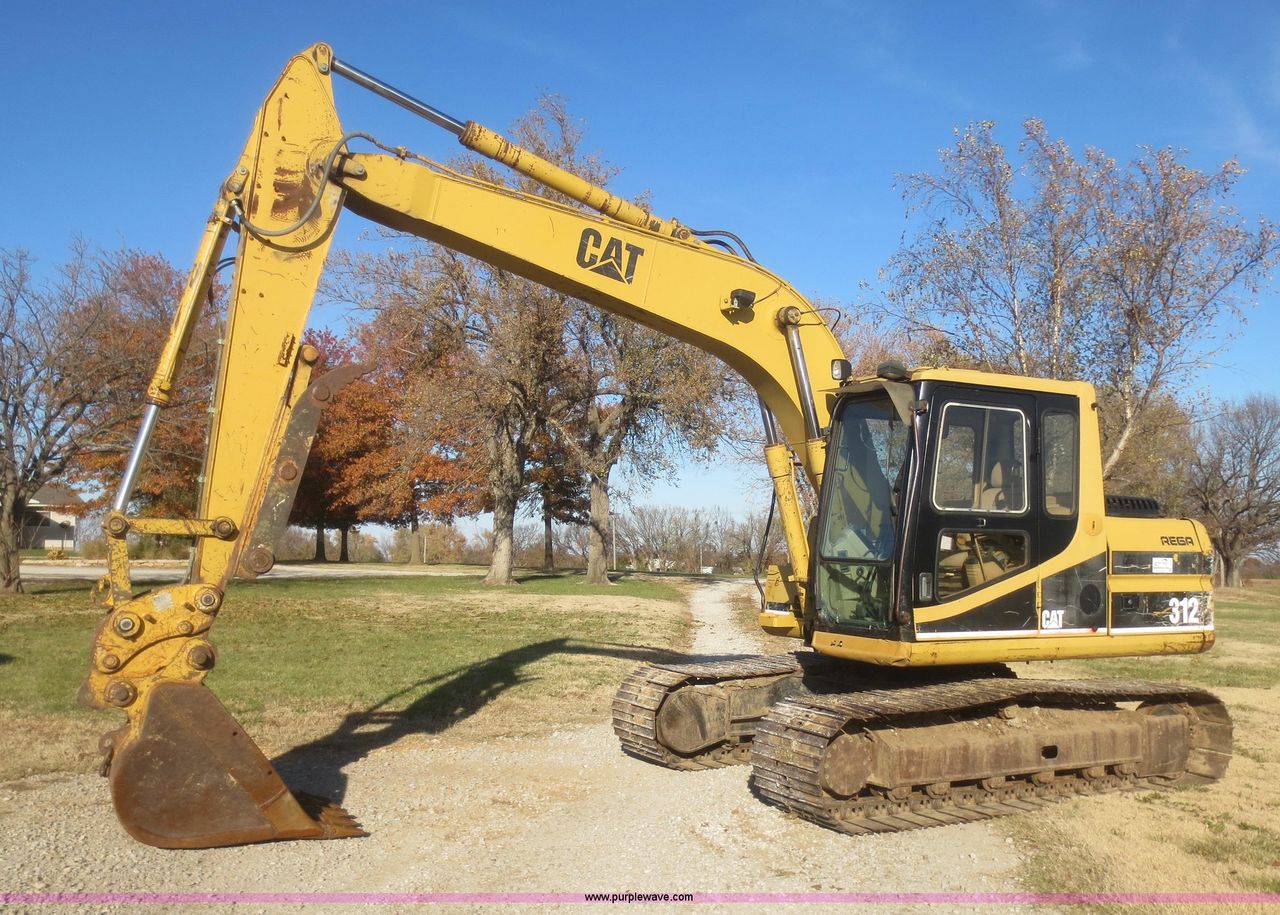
2,891,1280,905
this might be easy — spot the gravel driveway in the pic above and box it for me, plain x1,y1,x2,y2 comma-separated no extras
0,580,1046,913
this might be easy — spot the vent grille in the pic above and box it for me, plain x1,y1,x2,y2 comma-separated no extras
1105,494,1163,518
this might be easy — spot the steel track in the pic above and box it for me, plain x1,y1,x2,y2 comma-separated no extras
612,655,1232,835
751,678,1232,835
612,655,802,770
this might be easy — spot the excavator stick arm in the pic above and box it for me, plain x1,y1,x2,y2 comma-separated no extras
81,45,364,848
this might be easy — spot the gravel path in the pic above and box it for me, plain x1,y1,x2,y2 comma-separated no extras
686,580,762,656
0,580,1047,913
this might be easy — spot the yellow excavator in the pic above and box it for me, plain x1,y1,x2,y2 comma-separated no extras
82,44,1231,848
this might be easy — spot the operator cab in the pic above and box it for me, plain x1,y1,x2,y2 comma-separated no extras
814,372,1081,642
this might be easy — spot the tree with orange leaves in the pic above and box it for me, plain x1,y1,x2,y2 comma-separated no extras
288,329,366,561
333,318,488,562
0,244,196,591
288,325,486,562
325,97,733,584
69,248,222,521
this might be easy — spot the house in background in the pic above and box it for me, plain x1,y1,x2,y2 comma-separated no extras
22,486,83,551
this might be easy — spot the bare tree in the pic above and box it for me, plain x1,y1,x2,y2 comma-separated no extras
733,505,786,574
616,504,697,572
496,98,731,585
1187,395,1280,588
0,246,158,591
329,96,730,586
557,311,730,584
1100,393,1197,511
330,236,570,586
556,521,591,568
611,502,783,574
885,119,1279,480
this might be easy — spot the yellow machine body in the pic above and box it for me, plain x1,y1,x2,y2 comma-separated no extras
83,44,1222,848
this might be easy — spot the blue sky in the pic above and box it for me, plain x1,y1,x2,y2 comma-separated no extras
3,1,1278,515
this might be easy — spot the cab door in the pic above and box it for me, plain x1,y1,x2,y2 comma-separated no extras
911,386,1039,635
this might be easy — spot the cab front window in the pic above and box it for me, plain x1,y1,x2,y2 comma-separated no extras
816,394,909,629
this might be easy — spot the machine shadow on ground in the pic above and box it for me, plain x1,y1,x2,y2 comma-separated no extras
271,638,754,802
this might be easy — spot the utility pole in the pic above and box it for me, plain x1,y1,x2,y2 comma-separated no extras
611,512,617,571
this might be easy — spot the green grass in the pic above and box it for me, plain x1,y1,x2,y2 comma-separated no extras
224,569,681,602
1210,604,1280,624
0,570,688,778
1061,656,1279,690
0,581,105,716
1217,615,1280,646
209,573,679,716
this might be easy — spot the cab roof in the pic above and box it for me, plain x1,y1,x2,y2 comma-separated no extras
841,366,1095,401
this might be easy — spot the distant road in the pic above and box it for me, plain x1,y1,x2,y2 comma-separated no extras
19,561,473,582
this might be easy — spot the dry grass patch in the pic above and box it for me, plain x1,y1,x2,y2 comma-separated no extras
731,587,803,655
0,710,105,781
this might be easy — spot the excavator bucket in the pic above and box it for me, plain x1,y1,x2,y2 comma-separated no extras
104,681,364,849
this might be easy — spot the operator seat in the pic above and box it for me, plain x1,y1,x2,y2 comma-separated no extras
979,462,1008,511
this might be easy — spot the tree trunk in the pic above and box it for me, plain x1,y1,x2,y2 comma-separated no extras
1223,553,1242,588
585,472,612,585
0,490,24,593
339,524,351,563
313,520,327,562
486,486,517,585
484,413,526,586
542,489,555,571
407,512,425,566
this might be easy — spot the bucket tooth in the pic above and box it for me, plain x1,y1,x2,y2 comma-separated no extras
105,680,365,848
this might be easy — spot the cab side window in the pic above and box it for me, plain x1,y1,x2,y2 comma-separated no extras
931,404,1027,514
1042,411,1077,517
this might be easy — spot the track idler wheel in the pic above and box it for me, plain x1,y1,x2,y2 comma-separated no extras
104,680,364,848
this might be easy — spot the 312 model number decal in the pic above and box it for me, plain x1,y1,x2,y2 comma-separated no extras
1167,595,1202,625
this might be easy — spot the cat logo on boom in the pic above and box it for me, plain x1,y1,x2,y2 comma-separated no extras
576,228,644,284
